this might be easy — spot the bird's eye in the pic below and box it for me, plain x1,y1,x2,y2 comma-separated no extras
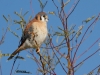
43,15,45,17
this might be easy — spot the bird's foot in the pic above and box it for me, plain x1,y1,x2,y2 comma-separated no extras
36,48,40,53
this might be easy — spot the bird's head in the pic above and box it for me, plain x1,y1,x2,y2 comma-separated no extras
35,12,48,23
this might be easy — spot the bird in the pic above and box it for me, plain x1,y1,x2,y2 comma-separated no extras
8,12,48,60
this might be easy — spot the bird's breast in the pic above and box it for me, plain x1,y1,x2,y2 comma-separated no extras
24,23,48,48
35,26,48,45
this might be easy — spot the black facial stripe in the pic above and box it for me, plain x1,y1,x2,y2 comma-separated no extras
40,16,42,20
35,16,38,20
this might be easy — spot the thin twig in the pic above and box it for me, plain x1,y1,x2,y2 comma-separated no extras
75,38,100,62
72,13,100,64
0,59,2,75
50,38,68,74
28,51,42,69
37,52,55,75
74,48,100,68
10,53,19,75
30,0,34,15
67,0,80,18
0,27,8,45
90,65,100,74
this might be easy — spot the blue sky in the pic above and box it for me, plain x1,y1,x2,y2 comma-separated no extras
0,0,100,75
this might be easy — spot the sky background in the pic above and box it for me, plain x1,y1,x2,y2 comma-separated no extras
0,0,100,75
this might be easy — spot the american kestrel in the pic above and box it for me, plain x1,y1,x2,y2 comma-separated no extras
8,12,48,60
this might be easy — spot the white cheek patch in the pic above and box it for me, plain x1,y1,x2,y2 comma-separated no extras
41,16,48,22
41,16,45,22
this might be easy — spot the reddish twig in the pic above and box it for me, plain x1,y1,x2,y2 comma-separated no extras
67,0,80,18
74,38,100,63
28,50,42,69
30,0,34,15
72,13,100,64
50,38,68,74
74,48,100,68
28,51,55,75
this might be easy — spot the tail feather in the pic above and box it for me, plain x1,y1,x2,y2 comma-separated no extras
8,46,24,60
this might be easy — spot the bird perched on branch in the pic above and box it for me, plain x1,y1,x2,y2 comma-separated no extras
8,12,48,60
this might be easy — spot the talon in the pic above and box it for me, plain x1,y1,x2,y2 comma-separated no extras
36,48,40,53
